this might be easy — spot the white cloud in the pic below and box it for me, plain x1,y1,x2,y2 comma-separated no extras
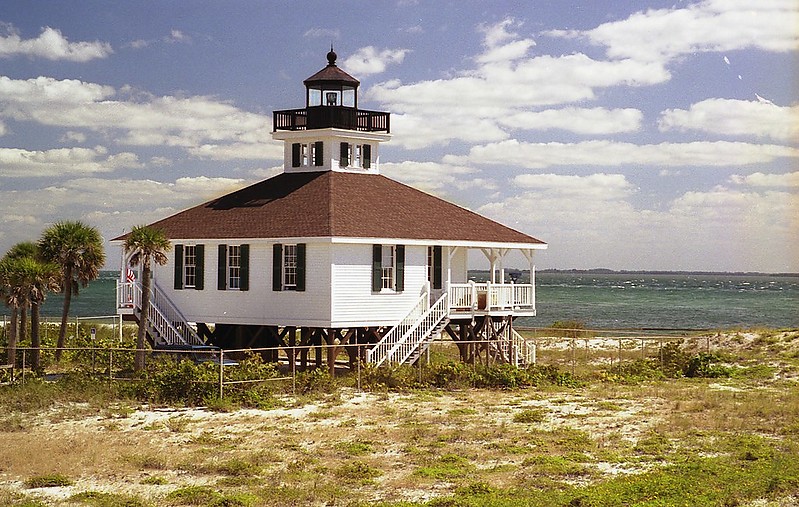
477,175,797,271
445,139,799,169
61,131,87,143
0,25,112,62
659,99,799,141
187,141,282,161
363,19,669,148
549,1,799,63
303,28,340,39
0,146,140,177
342,46,409,76
127,29,192,50
0,76,277,160
169,30,189,43
730,171,799,188
514,173,636,200
381,160,476,194
500,107,642,135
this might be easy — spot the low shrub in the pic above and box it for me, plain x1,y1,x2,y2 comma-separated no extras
24,473,73,488
684,352,734,378
513,408,548,424
67,491,148,507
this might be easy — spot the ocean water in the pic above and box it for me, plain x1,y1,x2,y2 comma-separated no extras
31,271,799,331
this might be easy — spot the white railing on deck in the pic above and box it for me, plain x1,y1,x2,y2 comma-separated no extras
117,281,203,347
367,292,449,367
448,282,535,313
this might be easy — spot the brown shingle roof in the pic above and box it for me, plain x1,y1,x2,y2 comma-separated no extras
115,171,545,246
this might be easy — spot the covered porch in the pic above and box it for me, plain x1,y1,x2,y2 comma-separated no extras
439,245,540,318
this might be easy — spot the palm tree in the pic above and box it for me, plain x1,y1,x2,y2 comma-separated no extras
39,221,106,361
124,225,170,371
0,259,22,366
1,242,41,366
16,257,60,372
0,255,59,371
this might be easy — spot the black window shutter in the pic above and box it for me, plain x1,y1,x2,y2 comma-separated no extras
292,143,301,167
240,244,249,291
314,141,323,166
296,243,306,292
194,244,205,290
174,244,184,290
272,244,282,291
217,244,227,290
340,142,349,167
363,144,371,169
396,245,405,292
371,245,382,292
433,246,443,290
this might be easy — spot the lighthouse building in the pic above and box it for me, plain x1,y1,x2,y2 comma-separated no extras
114,50,547,368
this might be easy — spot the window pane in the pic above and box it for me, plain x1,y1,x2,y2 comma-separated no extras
342,88,355,107
283,244,297,289
228,245,241,290
381,245,394,289
184,245,196,288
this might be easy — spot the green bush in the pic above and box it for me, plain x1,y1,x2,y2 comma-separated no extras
24,473,73,488
684,352,734,378
295,366,334,394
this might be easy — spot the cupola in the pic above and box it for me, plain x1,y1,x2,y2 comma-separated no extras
304,48,359,109
272,48,391,175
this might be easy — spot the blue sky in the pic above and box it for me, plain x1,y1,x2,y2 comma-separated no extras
0,1,797,272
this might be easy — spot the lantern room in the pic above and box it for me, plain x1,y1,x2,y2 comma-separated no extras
304,48,359,108
273,48,390,133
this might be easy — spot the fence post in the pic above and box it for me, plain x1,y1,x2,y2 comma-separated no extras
357,344,361,392
570,337,575,375
641,338,645,360
291,346,296,396
21,349,26,385
617,337,622,368
109,349,113,381
219,350,224,399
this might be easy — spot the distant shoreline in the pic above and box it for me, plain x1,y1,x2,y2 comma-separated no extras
467,269,799,277
537,269,799,277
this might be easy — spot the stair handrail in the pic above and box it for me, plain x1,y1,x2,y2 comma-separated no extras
124,280,203,347
150,281,204,346
511,328,536,366
366,291,429,367
386,291,449,366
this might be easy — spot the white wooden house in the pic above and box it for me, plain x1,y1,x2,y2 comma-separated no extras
114,50,547,368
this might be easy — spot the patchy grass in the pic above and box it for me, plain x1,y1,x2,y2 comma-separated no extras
0,329,798,506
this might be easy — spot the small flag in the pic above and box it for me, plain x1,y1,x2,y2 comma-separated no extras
126,268,136,283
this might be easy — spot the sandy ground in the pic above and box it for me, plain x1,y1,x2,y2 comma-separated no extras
1,329,798,505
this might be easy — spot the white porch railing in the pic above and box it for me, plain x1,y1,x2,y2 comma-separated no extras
116,281,204,347
367,291,449,367
448,282,535,314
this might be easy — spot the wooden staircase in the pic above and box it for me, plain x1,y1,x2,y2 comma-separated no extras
366,291,449,367
128,281,205,348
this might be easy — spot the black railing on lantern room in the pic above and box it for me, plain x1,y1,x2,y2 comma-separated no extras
273,106,390,133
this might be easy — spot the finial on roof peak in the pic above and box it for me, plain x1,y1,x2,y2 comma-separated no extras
327,45,337,66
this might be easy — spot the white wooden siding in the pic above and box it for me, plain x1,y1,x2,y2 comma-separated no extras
153,240,333,327
330,243,428,327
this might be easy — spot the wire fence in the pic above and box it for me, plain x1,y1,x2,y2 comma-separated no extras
0,326,710,394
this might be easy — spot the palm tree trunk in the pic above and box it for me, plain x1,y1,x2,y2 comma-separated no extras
7,308,18,367
55,266,73,362
135,264,151,371
31,302,41,372
19,305,27,346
